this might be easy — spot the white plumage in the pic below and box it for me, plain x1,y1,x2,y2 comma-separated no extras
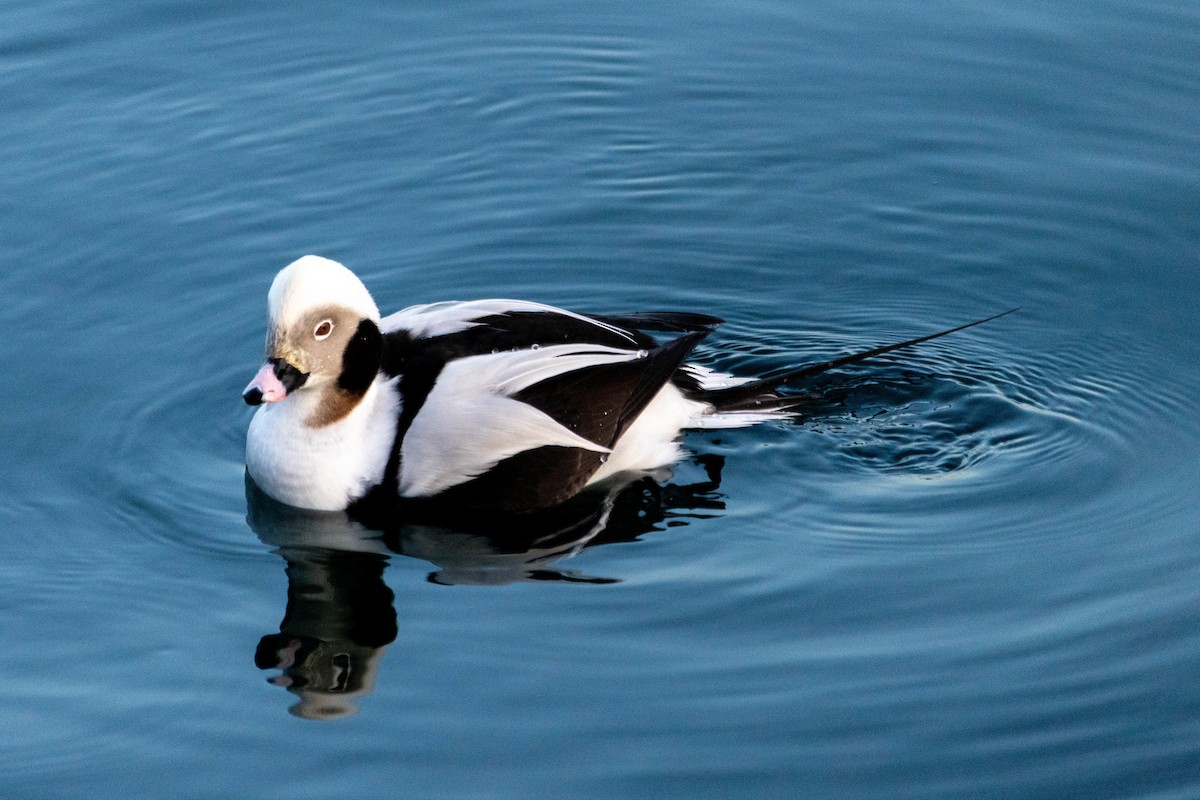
396,347,624,498
246,375,401,510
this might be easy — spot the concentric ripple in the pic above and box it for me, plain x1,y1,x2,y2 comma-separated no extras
683,311,1199,555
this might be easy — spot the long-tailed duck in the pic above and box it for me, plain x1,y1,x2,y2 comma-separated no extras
243,255,1011,518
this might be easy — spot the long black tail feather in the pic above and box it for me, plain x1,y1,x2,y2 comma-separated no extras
695,308,1018,413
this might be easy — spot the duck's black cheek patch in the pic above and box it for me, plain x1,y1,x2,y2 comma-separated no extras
338,319,383,394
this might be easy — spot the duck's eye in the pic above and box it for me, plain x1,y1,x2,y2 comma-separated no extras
314,320,334,340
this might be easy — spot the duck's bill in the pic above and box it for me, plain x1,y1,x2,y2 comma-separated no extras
243,362,289,405
244,355,313,405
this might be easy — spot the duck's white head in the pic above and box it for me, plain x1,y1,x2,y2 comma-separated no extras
267,255,380,332
243,256,384,422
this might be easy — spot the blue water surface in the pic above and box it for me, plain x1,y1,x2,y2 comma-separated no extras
2,1,1199,798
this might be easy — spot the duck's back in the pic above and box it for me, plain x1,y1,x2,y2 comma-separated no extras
356,300,718,515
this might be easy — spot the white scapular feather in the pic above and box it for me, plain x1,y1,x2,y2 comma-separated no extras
383,299,636,343
397,345,642,498
487,344,641,395
679,363,757,390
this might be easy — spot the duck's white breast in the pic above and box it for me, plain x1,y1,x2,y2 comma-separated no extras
246,378,400,511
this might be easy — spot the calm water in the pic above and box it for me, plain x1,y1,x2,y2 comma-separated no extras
3,0,1199,797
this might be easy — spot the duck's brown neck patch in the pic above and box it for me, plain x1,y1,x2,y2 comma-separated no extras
306,385,368,428
304,318,384,428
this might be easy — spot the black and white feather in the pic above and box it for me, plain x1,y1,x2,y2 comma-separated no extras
243,255,1011,517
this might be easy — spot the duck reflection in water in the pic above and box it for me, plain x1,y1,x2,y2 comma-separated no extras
246,455,725,719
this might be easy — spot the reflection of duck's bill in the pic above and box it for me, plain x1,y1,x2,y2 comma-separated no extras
255,633,390,721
